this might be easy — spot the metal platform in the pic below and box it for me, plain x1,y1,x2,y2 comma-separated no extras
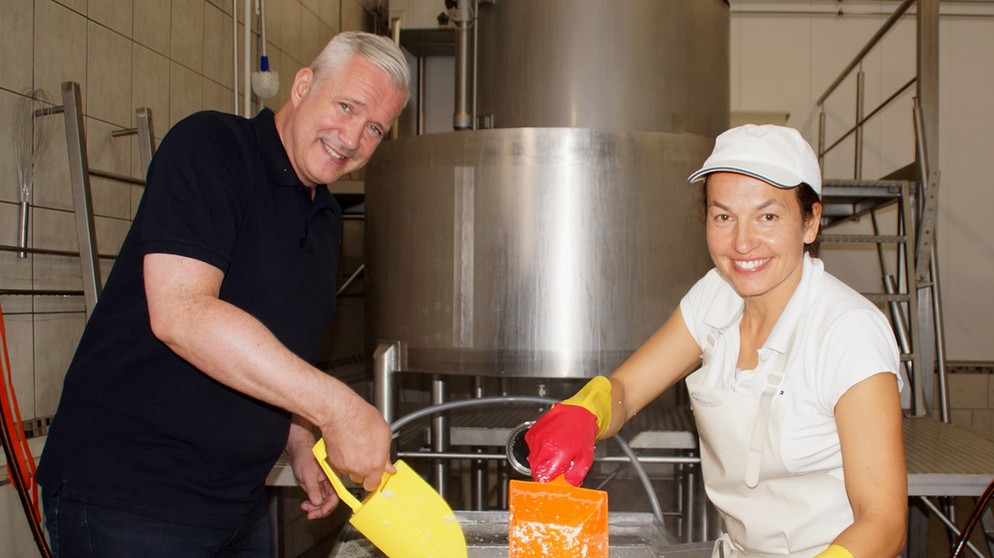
905,416,994,497
904,416,994,558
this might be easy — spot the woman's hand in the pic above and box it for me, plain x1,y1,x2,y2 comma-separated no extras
525,403,599,486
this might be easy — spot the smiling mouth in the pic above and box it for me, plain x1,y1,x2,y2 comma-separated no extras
322,140,351,162
734,257,771,271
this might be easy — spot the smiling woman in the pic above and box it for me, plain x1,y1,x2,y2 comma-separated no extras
525,124,909,558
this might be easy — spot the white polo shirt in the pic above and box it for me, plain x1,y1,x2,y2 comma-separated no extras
680,253,904,479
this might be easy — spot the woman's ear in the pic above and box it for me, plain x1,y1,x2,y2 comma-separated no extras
803,201,823,244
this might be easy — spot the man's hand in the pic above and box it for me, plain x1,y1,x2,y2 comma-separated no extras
316,395,396,492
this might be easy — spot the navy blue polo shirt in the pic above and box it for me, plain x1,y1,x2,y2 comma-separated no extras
38,109,342,527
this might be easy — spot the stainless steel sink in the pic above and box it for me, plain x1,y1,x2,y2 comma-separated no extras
328,510,713,557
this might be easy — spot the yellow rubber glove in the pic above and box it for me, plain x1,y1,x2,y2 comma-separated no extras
813,544,854,558
560,375,613,438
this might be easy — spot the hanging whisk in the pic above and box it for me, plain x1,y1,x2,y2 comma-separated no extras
12,88,54,258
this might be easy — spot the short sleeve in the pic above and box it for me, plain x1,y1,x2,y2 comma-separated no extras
815,308,903,408
140,113,249,272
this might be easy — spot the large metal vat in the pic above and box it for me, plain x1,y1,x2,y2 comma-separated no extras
364,0,729,379
477,0,730,136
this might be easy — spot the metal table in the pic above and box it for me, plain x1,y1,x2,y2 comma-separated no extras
904,417,994,558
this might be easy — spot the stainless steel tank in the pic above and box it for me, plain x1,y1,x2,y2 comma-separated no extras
477,0,730,136
364,0,729,378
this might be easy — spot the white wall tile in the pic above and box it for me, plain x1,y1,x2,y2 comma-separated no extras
5,313,37,418
282,1,303,65
205,2,235,89
168,61,204,128
86,22,135,127
171,0,205,73
320,0,340,32
52,0,86,14
266,0,284,47
35,0,88,106
86,118,134,185
203,77,235,113
0,483,43,558
132,44,172,137
0,91,25,205
89,0,134,38
134,0,172,56
0,0,34,92
301,5,325,66
30,113,72,213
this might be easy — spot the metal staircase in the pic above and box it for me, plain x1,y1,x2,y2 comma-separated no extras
816,2,993,557
817,178,924,412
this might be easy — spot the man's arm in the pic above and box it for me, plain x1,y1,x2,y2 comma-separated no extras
144,252,393,491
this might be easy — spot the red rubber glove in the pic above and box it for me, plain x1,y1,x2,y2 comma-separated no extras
525,403,598,486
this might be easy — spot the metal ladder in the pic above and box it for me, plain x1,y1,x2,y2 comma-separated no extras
57,81,156,317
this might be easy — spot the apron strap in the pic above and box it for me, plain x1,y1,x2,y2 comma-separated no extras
744,369,784,488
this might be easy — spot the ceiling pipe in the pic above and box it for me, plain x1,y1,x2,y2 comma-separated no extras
452,0,476,130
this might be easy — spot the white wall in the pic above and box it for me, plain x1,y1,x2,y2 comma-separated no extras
729,1,994,362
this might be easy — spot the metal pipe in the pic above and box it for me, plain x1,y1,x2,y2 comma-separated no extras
417,56,425,135
917,497,987,558
388,396,666,525
396,451,700,465
855,69,865,180
819,77,916,158
452,0,473,130
243,0,251,117
373,341,401,423
335,264,364,296
431,375,448,498
816,0,916,105
930,245,950,422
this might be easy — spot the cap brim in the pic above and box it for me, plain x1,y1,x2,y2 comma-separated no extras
687,164,804,189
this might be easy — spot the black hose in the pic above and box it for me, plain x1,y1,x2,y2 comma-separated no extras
948,479,994,558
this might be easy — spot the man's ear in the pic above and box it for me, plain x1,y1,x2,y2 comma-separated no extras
290,67,314,106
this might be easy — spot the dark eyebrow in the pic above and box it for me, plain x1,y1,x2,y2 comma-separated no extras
708,198,782,212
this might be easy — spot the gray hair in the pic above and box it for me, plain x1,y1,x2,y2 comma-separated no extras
311,31,411,106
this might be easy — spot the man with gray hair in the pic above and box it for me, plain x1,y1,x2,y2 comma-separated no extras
38,31,410,557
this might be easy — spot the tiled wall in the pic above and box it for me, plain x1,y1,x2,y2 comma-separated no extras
0,0,372,554
944,365,994,434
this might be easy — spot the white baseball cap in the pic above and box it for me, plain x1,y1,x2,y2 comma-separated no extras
688,124,822,198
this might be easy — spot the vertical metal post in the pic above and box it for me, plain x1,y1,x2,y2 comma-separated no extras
431,375,448,498
373,340,401,423
452,0,475,130
135,107,156,177
817,110,826,167
916,0,941,415
61,81,102,319
855,69,865,180
417,56,426,135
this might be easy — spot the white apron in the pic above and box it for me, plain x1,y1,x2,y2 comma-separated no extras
686,327,854,558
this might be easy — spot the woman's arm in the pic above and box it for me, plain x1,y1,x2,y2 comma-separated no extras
604,307,702,438
830,372,908,557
